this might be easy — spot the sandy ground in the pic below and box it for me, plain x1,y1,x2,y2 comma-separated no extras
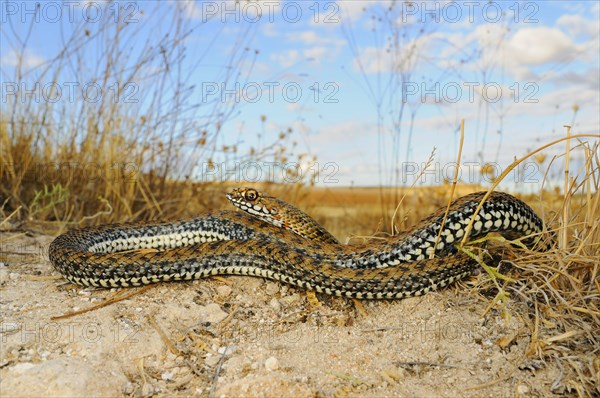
0,229,576,398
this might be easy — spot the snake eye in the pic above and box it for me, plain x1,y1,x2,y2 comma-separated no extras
245,189,258,201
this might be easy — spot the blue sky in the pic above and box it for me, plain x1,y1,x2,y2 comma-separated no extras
2,1,599,189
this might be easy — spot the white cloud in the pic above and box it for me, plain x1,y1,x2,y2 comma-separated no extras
1,49,45,69
557,14,599,37
270,50,300,68
262,23,279,37
546,67,600,91
294,30,321,45
451,24,592,80
284,30,345,65
252,61,273,76
303,46,328,61
353,46,390,74
505,27,581,66
311,120,373,146
289,30,344,47
287,103,302,112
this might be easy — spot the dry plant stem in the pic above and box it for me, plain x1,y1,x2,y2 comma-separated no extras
526,301,541,357
390,147,436,234
50,285,155,320
395,361,461,369
583,143,596,226
79,198,113,224
0,206,22,228
562,125,571,251
136,357,147,387
431,119,465,259
210,346,229,398
146,315,180,355
572,143,600,258
459,133,600,247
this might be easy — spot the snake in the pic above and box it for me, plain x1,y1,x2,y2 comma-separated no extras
226,187,339,244
49,188,550,299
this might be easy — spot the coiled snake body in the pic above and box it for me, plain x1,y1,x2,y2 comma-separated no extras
49,189,549,299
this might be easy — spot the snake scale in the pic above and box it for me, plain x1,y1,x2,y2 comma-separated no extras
49,188,550,299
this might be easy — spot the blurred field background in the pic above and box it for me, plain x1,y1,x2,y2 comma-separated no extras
1,1,598,395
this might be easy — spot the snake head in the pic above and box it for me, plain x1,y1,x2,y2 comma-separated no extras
227,187,279,221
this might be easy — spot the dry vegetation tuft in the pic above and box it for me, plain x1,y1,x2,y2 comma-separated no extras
0,4,308,233
471,141,599,396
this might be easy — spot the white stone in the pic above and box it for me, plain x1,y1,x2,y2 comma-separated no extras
265,356,279,371
216,285,232,298
161,370,175,380
269,298,281,312
197,303,228,324
265,282,280,295
204,354,221,367
0,268,9,285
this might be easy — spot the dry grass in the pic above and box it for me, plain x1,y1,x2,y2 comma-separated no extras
0,4,306,233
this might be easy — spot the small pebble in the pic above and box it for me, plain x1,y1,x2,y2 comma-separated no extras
204,354,221,367
197,303,228,324
121,382,135,395
216,285,232,298
218,346,234,355
161,370,175,381
269,298,281,312
265,356,279,371
265,282,280,295
280,293,300,306
0,268,9,285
